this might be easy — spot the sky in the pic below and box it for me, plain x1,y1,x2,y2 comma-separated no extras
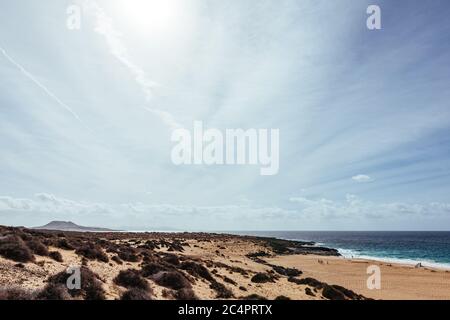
1,0,450,231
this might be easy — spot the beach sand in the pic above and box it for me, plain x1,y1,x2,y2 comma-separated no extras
267,254,450,300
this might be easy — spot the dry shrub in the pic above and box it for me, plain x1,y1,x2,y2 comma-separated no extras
241,294,267,300
141,263,164,277
223,276,237,286
0,287,35,300
328,285,365,300
210,281,233,299
0,235,35,263
153,271,191,290
25,239,48,256
174,288,198,300
55,238,74,250
111,255,123,265
114,269,149,290
287,277,323,288
275,295,291,300
17,232,33,242
49,251,63,262
48,266,106,300
167,241,185,252
161,253,180,266
120,288,152,300
180,261,214,282
322,285,346,300
251,273,275,283
117,248,140,262
271,265,302,277
305,287,315,296
36,283,71,300
75,243,109,262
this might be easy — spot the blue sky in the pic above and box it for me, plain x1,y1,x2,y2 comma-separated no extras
1,0,450,230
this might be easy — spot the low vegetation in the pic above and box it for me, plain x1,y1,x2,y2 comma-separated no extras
0,287,35,300
74,243,109,263
121,288,152,300
0,235,35,263
114,269,149,291
153,271,191,290
49,251,63,262
0,224,366,301
48,266,106,300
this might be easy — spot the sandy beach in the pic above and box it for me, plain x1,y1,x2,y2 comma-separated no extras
267,255,450,300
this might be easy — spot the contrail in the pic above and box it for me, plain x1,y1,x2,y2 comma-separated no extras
0,46,91,132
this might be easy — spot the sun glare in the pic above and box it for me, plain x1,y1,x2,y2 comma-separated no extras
115,0,181,33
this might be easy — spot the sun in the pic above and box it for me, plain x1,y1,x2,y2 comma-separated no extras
114,0,181,33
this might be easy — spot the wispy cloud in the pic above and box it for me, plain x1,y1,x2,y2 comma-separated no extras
83,1,181,130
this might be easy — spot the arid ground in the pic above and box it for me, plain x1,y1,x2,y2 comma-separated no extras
1,225,449,300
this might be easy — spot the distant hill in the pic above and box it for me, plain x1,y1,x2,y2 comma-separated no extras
33,221,116,232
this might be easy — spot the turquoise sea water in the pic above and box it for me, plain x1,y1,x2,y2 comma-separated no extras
232,231,450,269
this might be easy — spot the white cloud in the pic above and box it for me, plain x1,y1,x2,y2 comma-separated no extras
0,193,294,221
2,192,450,230
2,193,448,226
289,194,450,220
352,174,373,183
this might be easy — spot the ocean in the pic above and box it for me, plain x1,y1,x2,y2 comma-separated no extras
230,231,450,269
